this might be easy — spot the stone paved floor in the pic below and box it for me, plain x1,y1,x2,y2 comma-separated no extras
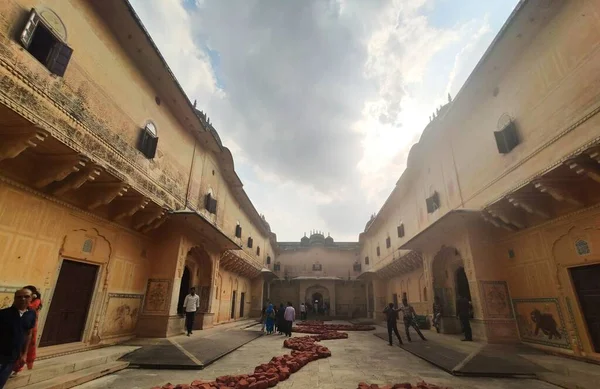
74,330,560,389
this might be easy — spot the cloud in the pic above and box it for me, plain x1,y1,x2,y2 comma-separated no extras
129,0,513,241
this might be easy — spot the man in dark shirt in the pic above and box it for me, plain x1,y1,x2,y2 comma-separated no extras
456,295,473,341
0,289,36,388
383,303,403,346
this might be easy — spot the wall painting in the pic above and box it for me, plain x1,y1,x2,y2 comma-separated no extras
480,281,513,319
143,279,171,313
102,293,143,337
512,298,570,349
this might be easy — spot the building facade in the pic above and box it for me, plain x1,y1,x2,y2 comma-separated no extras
0,0,276,356
359,0,600,362
268,232,367,318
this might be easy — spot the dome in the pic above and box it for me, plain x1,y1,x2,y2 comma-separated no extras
309,231,325,246
325,234,334,246
364,214,376,232
301,234,309,246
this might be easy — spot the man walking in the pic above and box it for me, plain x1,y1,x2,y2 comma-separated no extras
182,287,200,336
401,298,426,342
0,289,36,389
300,303,307,320
383,303,403,346
456,295,473,341
283,302,295,337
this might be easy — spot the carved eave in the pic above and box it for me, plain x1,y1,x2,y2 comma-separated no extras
375,251,423,280
33,154,89,189
52,164,102,196
220,250,262,279
482,141,600,231
111,196,151,221
0,127,49,162
133,207,167,231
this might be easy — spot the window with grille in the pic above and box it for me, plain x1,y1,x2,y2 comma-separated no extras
376,247,380,257
386,237,391,248
397,223,405,238
247,237,253,248
235,224,242,238
426,192,440,214
494,121,519,154
266,256,271,265
138,122,159,159
205,193,217,214
364,256,369,265
20,9,73,77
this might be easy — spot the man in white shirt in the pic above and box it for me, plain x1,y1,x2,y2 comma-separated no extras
283,302,295,337
183,287,200,336
300,303,307,320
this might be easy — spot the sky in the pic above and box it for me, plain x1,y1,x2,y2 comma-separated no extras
130,0,519,242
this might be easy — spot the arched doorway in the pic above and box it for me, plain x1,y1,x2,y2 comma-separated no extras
177,266,191,314
305,285,330,315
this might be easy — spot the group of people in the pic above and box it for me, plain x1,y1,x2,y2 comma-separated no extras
260,301,296,337
383,298,427,346
387,294,472,347
0,286,43,389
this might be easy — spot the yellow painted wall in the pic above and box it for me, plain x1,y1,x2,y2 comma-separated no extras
276,246,360,278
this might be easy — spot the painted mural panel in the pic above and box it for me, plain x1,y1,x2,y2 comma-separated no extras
102,293,143,337
480,281,513,319
143,279,170,313
512,298,570,349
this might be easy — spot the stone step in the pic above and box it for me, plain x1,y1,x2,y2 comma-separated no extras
8,361,129,389
6,346,137,389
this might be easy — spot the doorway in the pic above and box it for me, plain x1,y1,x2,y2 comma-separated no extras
455,267,471,301
177,267,191,315
312,292,323,314
570,264,600,352
40,260,98,347
231,291,237,319
392,293,399,308
240,292,246,317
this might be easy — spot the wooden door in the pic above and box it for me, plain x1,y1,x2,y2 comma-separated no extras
231,291,237,319
40,260,98,347
240,292,245,317
571,264,600,352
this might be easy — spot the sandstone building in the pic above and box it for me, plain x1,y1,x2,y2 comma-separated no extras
0,0,276,356
358,0,600,362
0,0,599,369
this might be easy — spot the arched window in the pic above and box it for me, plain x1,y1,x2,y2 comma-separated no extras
423,287,428,302
138,121,159,158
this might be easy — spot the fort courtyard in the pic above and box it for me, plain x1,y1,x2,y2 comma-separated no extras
1,0,600,389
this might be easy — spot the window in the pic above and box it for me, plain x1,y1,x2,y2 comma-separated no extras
386,237,391,249
235,224,242,238
204,193,217,214
247,237,253,248
364,256,369,265
376,246,380,257
256,246,260,256
494,121,519,154
426,192,440,214
266,256,271,265
138,122,159,158
575,240,590,256
20,9,73,77
397,223,405,238
312,263,322,271
274,262,280,271
353,262,361,272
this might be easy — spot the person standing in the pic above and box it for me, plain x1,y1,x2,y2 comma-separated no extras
456,295,473,341
12,286,42,375
265,303,275,334
276,303,285,334
401,298,426,341
182,287,200,336
283,302,295,337
432,296,442,333
300,303,307,320
383,303,403,346
0,289,36,389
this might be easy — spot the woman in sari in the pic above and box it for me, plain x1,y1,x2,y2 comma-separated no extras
13,285,42,374
265,303,275,334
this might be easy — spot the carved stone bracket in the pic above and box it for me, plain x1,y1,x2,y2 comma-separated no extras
220,250,262,279
85,182,129,209
33,154,88,188
481,211,518,232
0,127,49,162
140,211,168,233
486,204,526,229
507,194,551,219
567,157,600,184
534,179,583,207
133,207,165,230
52,164,102,195
111,196,150,221
375,251,422,279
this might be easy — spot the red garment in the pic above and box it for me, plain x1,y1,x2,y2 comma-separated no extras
13,299,41,373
